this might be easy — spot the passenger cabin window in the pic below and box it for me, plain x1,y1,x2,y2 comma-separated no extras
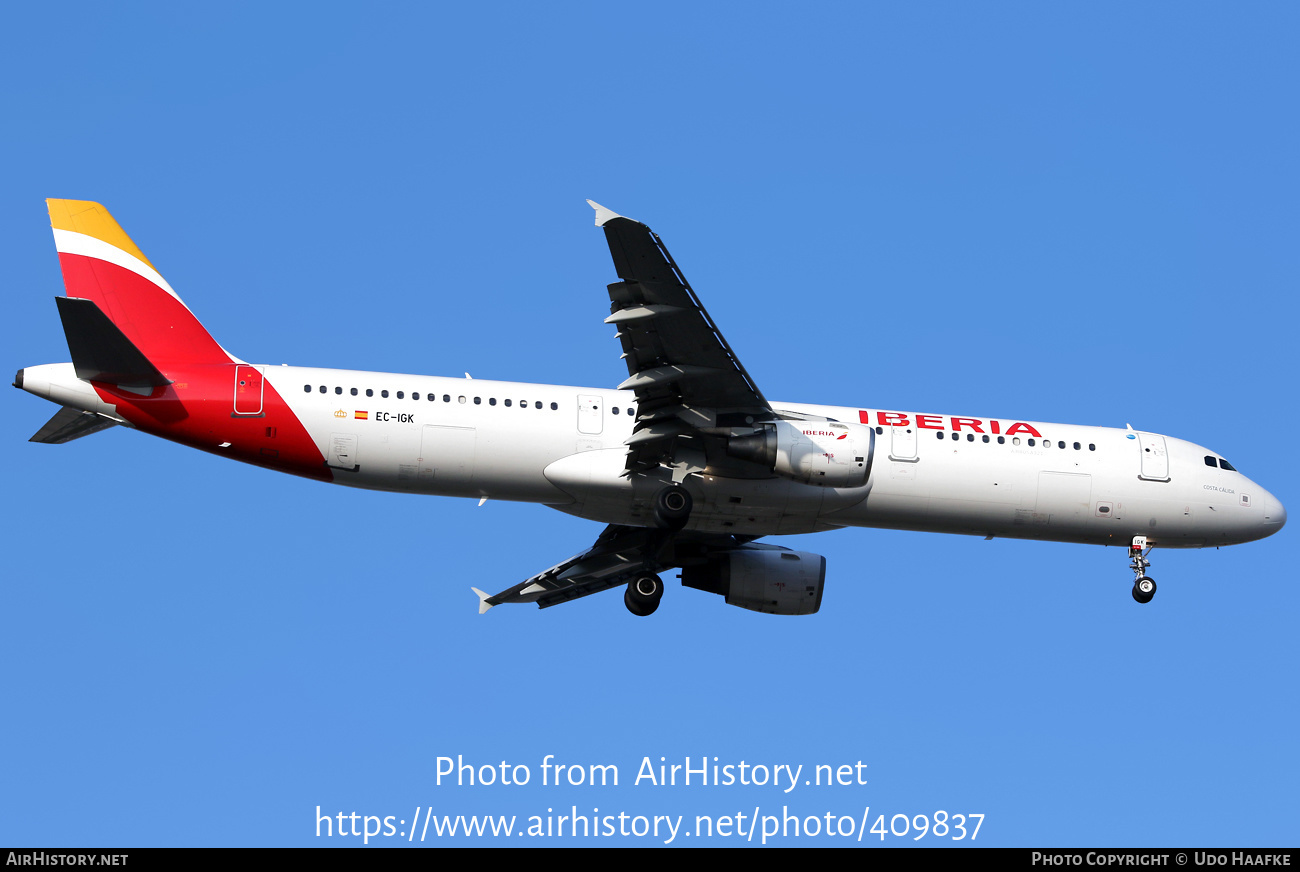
367,389,374,397
381,390,389,398
550,402,558,410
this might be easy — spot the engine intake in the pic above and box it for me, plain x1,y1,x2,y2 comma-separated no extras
681,547,826,615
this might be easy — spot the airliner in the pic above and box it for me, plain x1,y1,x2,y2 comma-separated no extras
15,199,1286,616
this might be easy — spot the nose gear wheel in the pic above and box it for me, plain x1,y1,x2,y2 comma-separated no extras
1128,537,1156,604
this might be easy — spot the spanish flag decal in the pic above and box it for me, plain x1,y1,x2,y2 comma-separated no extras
355,411,369,420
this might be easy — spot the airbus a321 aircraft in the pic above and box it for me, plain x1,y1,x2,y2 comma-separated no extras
16,199,1286,616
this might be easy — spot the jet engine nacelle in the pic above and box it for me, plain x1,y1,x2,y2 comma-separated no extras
680,547,826,615
726,419,873,488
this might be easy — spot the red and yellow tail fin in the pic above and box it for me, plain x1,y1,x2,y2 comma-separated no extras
47,199,235,368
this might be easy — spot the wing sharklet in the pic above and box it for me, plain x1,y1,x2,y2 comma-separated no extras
586,199,625,227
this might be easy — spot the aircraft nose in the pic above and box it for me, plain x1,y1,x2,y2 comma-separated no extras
1262,491,1286,532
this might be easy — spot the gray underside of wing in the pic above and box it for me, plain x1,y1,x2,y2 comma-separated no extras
482,525,665,609
595,210,776,476
479,525,754,610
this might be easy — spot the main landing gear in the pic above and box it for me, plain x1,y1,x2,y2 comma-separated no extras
625,573,664,617
625,485,690,615
1129,536,1157,604
652,484,692,530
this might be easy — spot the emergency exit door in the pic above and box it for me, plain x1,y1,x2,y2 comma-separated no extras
577,395,604,435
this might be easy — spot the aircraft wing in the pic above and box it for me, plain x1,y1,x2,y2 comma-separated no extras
589,202,777,476
473,524,753,612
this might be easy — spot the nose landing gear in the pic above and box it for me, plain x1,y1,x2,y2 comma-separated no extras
1129,536,1156,604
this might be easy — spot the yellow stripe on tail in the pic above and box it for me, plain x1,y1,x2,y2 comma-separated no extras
47,199,156,269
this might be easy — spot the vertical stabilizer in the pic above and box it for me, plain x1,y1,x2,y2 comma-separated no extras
47,199,236,368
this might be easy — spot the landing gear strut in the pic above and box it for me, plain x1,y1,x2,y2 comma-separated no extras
1129,536,1156,604
652,484,692,530
625,573,664,616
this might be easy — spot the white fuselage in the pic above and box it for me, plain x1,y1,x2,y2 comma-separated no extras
264,365,1285,550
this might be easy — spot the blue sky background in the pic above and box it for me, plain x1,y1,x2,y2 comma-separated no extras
2,3,1296,848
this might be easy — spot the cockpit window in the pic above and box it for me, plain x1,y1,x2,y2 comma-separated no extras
1205,455,1218,468
1219,458,1237,472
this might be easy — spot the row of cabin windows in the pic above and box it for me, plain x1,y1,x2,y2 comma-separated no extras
303,384,636,416
872,425,1095,451
1204,455,1238,471
305,384,559,410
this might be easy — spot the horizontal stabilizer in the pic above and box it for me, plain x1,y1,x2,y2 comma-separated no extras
56,296,171,387
29,406,119,444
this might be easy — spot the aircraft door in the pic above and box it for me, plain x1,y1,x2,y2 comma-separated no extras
889,427,918,462
233,365,264,416
577,395,604,435
1137,432,1171,482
